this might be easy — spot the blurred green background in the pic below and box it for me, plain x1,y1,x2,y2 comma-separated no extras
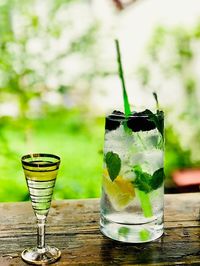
0,0,199,201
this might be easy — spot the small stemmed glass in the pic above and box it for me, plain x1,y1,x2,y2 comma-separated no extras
21,153,61,265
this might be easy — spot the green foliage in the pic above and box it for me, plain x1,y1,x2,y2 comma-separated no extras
164,126,192,180
0,109,104,202
0,0,103,201
0,0,100,117
137,22,200,180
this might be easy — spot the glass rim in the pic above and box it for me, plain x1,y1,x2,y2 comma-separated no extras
106,112,164,121
21,153,60,167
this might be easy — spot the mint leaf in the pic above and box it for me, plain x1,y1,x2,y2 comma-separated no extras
132,165,164,193
142,109,164,137
150,167,164,190
157,137,164,149
132,164,142,172
105,151,121,181
132,165,152,193
156,110,164,137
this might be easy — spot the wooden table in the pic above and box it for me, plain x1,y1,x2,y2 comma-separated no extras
0,193,199,265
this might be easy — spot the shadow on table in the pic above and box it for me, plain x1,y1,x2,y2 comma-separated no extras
100,236,165,265
100,234,200,265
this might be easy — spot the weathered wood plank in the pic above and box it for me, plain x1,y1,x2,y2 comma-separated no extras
0,193,199,265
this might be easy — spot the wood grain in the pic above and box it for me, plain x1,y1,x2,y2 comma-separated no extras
0,193,199,265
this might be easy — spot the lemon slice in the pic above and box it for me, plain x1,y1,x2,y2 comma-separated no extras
103,170,135,211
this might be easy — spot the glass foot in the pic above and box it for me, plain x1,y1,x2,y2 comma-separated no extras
21,246,61,265
100,215,164,243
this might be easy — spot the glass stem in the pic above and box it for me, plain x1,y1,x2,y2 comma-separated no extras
37,218,46,251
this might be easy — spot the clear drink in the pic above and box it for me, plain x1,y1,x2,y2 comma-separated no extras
100,110,164,243
24,160,58,216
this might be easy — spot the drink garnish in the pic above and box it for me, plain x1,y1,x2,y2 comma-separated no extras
103,171,135,211
144,109,164,137
105,151,121,181
153,91,159,109
132,165,164,193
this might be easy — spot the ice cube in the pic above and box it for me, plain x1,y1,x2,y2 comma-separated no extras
142,150,164,174
104,125,134,158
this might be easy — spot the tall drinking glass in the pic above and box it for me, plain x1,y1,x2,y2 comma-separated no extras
100,110,164,243
21,153,61,264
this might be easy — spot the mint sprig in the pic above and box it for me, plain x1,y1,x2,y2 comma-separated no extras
149,110,164,137
139,109,164,137
105,151,121,181
132,165,164,193
153,91,159,109
132,165,152,193
152,92,164,136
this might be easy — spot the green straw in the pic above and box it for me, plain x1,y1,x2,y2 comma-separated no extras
137,190,153,217
115,39,153,219
115,39,131,117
